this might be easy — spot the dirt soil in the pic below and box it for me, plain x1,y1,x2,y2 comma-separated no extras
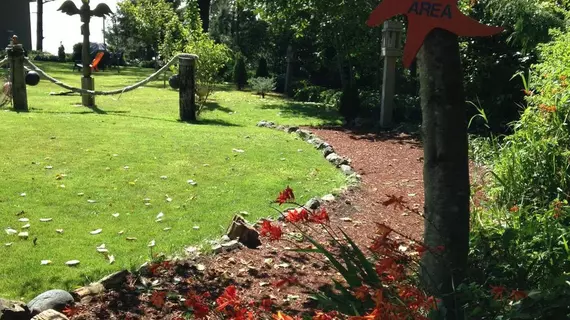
69,127,427,320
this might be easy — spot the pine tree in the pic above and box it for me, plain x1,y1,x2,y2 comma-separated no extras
255,57,269,78
233,55,247,90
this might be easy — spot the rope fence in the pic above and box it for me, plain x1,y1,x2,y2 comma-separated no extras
23,54,186,96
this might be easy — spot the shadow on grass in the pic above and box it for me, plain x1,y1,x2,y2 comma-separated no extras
200,101,233,114
260,102,342,125
179,117,241,127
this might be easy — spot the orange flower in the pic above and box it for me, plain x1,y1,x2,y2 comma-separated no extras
510,289,528,301
490,285,507,300
348,308,380,320
309,207,330,224
539,104,557,113
216,285,240,311
259,220,283,241
276,186,295,205
273,276,299,288
312,311,340,320
353,286,370,301
510,205,519,212
273,311,296,320
150,291,167,308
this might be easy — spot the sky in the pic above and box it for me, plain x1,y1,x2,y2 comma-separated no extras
30,0,119,54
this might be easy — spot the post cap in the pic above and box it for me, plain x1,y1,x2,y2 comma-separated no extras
178,54,199,60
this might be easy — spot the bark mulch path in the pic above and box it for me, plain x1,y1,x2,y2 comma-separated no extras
70,127,426,319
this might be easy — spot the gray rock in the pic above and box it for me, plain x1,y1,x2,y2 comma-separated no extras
266,121,276,128
31,309,69,320
256,120,267,127
305,198,321,210
27,290,74,313
317,142,330,150
0,298,30,320
325,153,348,166
340,164,355,175
221,240,240,251
211,244,223,254
276,125,285,130
322,146,335,157
310,138,325,149
321,194,336,202
286,126,299,133
297,130,312,141
220,235,231,242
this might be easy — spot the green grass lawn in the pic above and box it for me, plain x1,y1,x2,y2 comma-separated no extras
0,62,345,300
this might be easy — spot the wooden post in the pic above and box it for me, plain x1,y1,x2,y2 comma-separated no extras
6,42,28,112
179,54,198,122
80,3,95,107
380,20,403,128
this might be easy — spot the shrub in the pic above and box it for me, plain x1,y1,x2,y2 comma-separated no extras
339,85,361,124
58,44,66,62
72,42,82,61
293,83,327,102
233,54,247,90
255,57,269,78
249,77,276,98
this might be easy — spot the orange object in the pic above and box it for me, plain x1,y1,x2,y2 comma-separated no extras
90,52,105,71
367,0,504,68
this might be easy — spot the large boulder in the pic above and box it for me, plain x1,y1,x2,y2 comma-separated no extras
325,153,348,167
0,298,30,320
27,290,73,314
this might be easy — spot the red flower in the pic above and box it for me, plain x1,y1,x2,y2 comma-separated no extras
490,285,507,300
185,292,210,318
260,220,283,241
353,286,370,301
216,285,240,311
61,306,78,317
150,291,167,308
313,311,340,320
276,186,295,205
286,208,309,223
273,311,297,320
273,276,299,288
260,298,273,311
510,289,528,301
509,205,519,213
309,207,330,224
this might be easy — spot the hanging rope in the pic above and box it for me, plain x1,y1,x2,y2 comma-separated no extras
23,54,188,96
0,58,8,68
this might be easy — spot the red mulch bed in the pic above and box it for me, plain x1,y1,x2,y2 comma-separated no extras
69,127,427,319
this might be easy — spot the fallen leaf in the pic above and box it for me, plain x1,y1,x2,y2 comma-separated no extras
39,218,52,222
18,232,29,239
193,226,200,230
22,223,30,229
126,237,137,241
143,198,151,203
87,199,97,203
90,229,102,235
96,244,108,253
18,218,29,222
166,197,172,202
156,212,164,219
59,184,65,188
187,180,197,186
148,240,156,247
112,213,120,218
20,193,26,197
5,228,17,235
163,227,172,231
118,230,125,235
77,192,84,196
128,181,136,186
160,176,168,180
56,229,64,234
65,260,80,266
45,166,53,169
232,148,245,153
340,217,353,222
195,264,206,271
108,255,115,264
5,243,13,247
41,260,52,265
124,166,130,169
113,154,118,157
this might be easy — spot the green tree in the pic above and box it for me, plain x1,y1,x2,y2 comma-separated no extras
255,57,269,77
233,54,247,90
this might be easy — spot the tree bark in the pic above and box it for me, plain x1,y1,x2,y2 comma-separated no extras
36,0,43,51
198,0,211,32
417,29,470,319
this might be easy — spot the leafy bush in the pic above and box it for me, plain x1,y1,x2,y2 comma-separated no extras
293,83,327,102
233,54,247,90
255,57,269,78
32,52,60,62
339,85,361,124
249,77,276,98
58,44,66,62
72,42,82,61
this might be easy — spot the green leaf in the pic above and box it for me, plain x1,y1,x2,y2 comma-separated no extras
340,229,381,286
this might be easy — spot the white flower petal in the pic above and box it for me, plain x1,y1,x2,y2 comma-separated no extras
90,229,102,235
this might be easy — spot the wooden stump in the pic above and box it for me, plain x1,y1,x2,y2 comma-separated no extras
178,54,198,122
6,44,28,112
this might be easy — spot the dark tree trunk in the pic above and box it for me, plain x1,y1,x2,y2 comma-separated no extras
198,0,211,32
36,0,43,51
417,29,470,319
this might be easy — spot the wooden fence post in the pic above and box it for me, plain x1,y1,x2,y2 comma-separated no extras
178,54,198,121
6,42,28,112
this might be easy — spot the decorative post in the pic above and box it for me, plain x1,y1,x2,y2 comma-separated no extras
178,54,198,122
58,0,112,107
380,20,404,128
6,36,28,112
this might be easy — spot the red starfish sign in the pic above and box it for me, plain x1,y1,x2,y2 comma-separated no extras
367,0,504,68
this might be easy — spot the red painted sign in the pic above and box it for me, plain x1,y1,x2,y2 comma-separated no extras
368,0,504,68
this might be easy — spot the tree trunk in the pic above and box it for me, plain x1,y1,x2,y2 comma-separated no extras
198,0,211,32
417,29,470,319
36,0,43,51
